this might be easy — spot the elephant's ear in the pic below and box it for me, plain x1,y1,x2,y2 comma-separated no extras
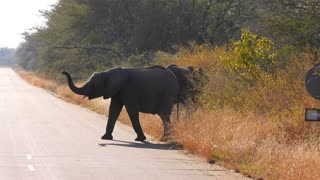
186,66,194,72
195,67,206,78
167,64,178,68
102,67,127,99
197,67,203,73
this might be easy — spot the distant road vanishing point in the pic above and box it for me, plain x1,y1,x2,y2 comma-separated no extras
0,68,247,180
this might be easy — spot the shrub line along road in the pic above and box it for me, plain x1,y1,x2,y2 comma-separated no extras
0,68,247,180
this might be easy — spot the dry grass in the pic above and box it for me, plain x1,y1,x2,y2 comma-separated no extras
15,43,320,180
154,43,320,179
171,109,320,179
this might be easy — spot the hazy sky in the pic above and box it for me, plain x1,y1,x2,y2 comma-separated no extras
0,0,58,48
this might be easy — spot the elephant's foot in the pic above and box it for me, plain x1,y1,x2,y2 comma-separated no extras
101,133,113,140
135,135,146,142
160,135,169,141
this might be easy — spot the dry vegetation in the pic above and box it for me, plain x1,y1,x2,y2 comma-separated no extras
156,43,320,179
16,42,320,179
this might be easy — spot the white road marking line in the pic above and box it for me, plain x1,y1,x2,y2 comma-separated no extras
27,165,35,171
27,154,32,160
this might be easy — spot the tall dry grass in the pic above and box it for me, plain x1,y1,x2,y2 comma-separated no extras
154,43,320,179
170,108,320,179
16,42,320,179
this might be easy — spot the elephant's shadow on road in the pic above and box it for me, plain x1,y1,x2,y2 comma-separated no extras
98,140,180,150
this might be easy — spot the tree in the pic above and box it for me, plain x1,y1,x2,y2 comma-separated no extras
16,0,257,76
0,48,16,66
257,0,320,60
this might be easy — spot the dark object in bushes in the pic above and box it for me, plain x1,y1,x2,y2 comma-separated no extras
305,63,320,100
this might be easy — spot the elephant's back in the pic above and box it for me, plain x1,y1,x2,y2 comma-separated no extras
129,67,177,82
123,68,179,112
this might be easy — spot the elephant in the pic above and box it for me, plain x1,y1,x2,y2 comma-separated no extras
62,66,179,141
166,64,206,105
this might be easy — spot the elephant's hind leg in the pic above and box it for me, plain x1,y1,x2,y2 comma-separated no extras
159,114,171,141
126,106,146,141
101,98,123,140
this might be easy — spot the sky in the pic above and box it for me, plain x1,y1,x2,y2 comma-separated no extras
0,0,58,48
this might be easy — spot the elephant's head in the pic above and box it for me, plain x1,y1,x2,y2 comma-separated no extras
166,64,207,104
62,67,127,100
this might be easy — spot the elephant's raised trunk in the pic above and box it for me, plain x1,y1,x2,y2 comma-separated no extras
62,71,88,95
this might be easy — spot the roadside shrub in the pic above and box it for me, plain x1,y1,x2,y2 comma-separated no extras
223,29,277,86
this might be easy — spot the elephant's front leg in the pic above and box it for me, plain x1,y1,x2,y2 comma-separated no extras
125,106,146,141
101,98,123,140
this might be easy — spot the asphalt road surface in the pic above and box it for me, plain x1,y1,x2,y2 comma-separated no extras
0,68,247,180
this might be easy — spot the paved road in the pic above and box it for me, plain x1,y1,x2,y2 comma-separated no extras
0,68,246,180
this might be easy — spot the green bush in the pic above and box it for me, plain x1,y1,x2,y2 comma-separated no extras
225,29,277,82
